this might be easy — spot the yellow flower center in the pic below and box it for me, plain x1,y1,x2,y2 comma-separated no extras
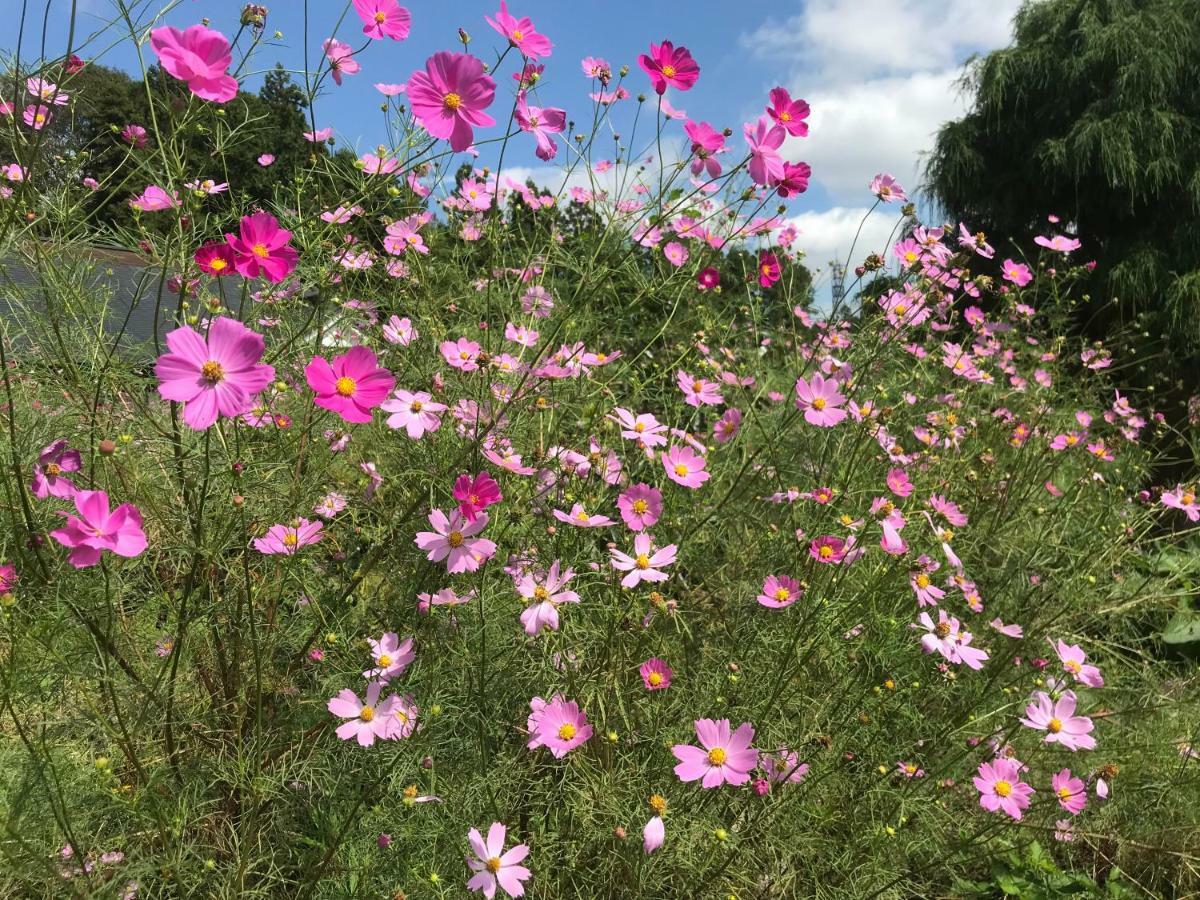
632,499,649,514
707,747,726,765
692,381,704,393
575,510,590,521
557,723,576,740
282,533,298,547
780,111,791,121
761,265,771,276
811,397,826,410
511,29,524,40
1065,660,1081,673
359,705,375,722
251,242,270,258
818,545,833,559
200,360,226,383
661,64,676,77
443,92,462,111
374,10,387,23
994,780,1012,797
447,531,464,548
209,258,227,271
533,586,549,601
335,376,357,397
45,463,62,476
648,672,663,686
410,400,423,411
377,654,392,667
1047,717,1063,733
634,422,645,432
1183,492,1196,506
935,622,951,638
673,464,689,477
1058,787,1071,799
774,587,790,601
486,857,502,873
649,793,667,814
916,574,931,589
635,553,651,570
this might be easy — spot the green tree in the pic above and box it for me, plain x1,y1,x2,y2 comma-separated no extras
923,0,1200,348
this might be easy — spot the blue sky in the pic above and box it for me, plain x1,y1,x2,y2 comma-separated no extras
4,0,1024,295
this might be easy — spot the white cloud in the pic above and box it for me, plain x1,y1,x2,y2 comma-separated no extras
789,205,904,270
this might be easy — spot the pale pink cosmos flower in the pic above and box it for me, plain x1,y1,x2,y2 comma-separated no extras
617,483,662,531
639,657,672,690
419,587,475,610
663,241,689,267
662,445,709,488
766,86,810,137
517,561,579,636
527,694,591,757
713,408,742,444
328,681,399,746
974,758,1034,819
384,217,429,255
643,815,665,854
26,77,69,105
381,389,446,439
364,633,415,680
762,749,809,784
553,503,614,528
150,24,238,103
676,370,723,407
306,347,394,424
1020,690,1096,751
684,120,724,178
869,173,907,203
375,82,407,96
744,115,786,186
414,509,497,574
257,153,274,166
466,822,531,899
407,52,496,152
225,211,298,283
50,490,147,568
610,533,677,588
1052,768,1087,815
253,519,323,555
610,408,669,447
31,439,81,499
487,1,554,58
913,609,989,669
1162,484,1199,522
672,719,758,788
314,491,347,519
887,469,913,497
352,0,411,41
322,38,360,85
1051,639,1104,688
581,56,612,84
514,91,566,161
990,619,1024,638
22,104,52,129
638,40,700,95
795,373,847,427
442,337,483,371
757,574,802,609
129,185,178,212
155,317,274,430
382,315,418,345
505,322,538,347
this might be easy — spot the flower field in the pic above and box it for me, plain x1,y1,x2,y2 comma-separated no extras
0,2,1198,898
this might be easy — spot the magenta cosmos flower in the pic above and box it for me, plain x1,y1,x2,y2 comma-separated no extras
149,25,238,103
486,1,554,59
253,518,324,555
610,533,677,588
306,346,395,424
364,632,415,680
684,120,724,178
638,40,700,95
50,490,147,568
352,0,410,40
974,758,1034,820
225,212,298,283
672,719,758,788
155,317,275,430
414,509,497,574
662,444,710,488
745,115,786,186
453,471,502,522
1019,690,1096,751
381,389,446,439
31,439,81,499
639,657,673,690
407,52,496,153
766,86,810,137
527,694,592,757
466,822,531,899
795,373,847,427
328,681,401,746
758,251,781,288
617,483,663,531
757,574,802,609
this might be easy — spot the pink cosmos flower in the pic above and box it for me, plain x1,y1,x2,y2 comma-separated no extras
581,56,612,84
974,758,1034,820
776,161,811,198
638,41,700,95
382,389,446,439
1051,638,1104,688
442,337,483,371
1052,768,1087,815
306,347,395,424
663,241,689,267
514,91,566,161
486,1,554,59
527,694,591,757
1020,691,1096,751
610,408,668,448
617,483,663,531
795,373,847,427
888,470,914,501
744,115,786,186
990,619,1024,638
383,315,418,345
322,38,360,85
407,52,496,153
713,408,742,444
149,24,238,103
639,657,673,690
454,471,502,522
352,0,410,40
758,251,781,288
766,86,810,137
672,719,758,788
31,439,81,499
22,104,52,129
252,519,324,555
257,153,275,166
553,503,614,528
610,533,677,588
1002,258,1033,287
809,535,847,564
1162,484,1199,522
517,561,579,635
762,749,809,784
364,633,415,680
414,509,497,574
121,124,148,147
757,574,802,609
225,212,298,283
328,681,400,746
50,490,147,568
684,120,724,178
662,445,709,488
155,317,274,430
869,173,907,203
676,370,723,407
195,241,236,276
643,815,665,854
129,185,178,212
466,822,531,899
0,564,17,596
